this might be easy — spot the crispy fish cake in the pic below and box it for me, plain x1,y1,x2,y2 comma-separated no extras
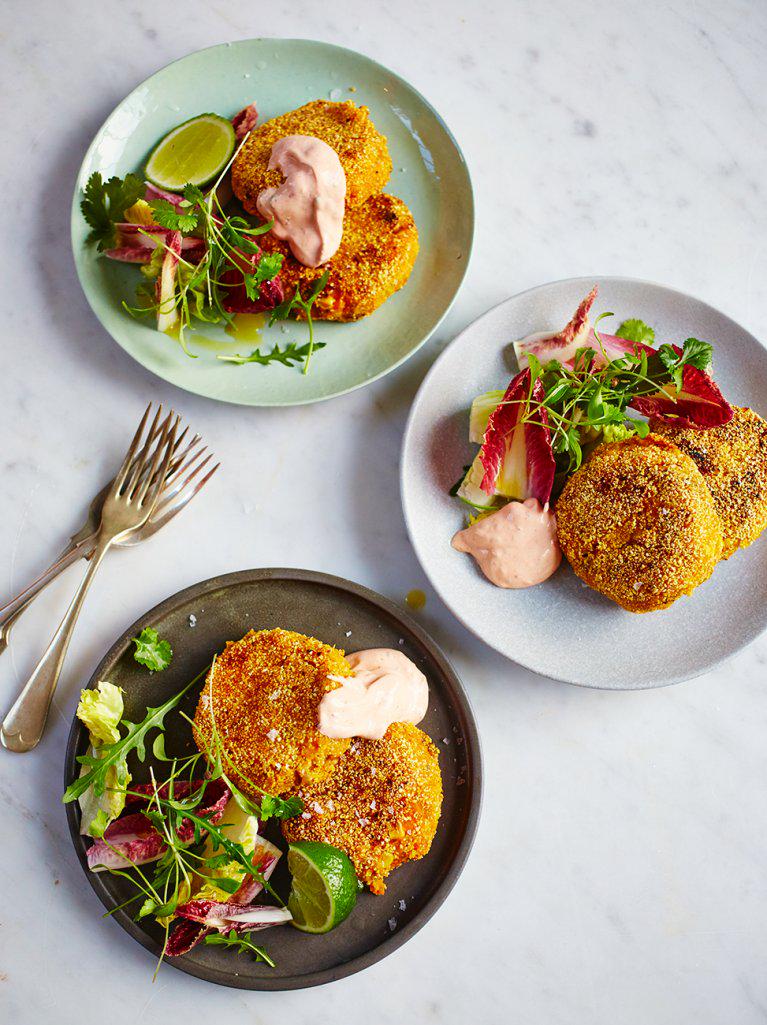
257,193,419,321
193,629,353,797
556,435,723,612
232,100,392,211
282,723,443,894
650,407,767,559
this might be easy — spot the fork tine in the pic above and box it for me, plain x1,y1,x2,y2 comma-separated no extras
148,447,208,514
128,411,172,504
136,415,179,508
166,434,202,484
123,407,170,497
112,403,154,493
148,462,219,530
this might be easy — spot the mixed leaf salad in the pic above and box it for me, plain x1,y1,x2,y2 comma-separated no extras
64,627,354,976
452,286,733,515
81,104,329,373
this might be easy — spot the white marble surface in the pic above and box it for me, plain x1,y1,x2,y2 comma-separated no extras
2,1,767,1022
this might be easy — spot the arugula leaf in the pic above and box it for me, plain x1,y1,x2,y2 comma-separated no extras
616,318,655,346
150,198,199,233
268,270,330,374
132,627,173,671
217,340,326,368
62,674,201,803
258,794,304,822
81,171,145,250
204,929,275,966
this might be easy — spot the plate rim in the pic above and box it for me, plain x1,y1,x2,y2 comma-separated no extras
63,566,483,990
400,274,767,690
69,37,475,407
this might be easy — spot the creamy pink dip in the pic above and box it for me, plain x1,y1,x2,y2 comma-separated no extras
318,649,429,741
452,498,561,588
256,135,346,267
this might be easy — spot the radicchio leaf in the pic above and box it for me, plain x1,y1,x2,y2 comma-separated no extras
104,223,205,264
86,812,165,873
232,103,259,142
514,286,598,368
478,368,556,504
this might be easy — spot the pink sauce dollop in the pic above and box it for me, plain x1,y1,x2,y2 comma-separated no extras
256,135,346,267
451,498,561,588
318,649,429,741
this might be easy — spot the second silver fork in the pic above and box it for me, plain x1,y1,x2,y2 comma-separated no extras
1,405,179,753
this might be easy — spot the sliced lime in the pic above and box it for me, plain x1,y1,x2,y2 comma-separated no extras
145,113,235,191
287,841,358,934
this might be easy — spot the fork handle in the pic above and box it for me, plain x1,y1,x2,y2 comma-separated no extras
1,536,112,752
0,538,96,655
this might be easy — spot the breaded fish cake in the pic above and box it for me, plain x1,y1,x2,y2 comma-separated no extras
232,100,392,211
282,723,443,894
650,407,767,559
257,193,419,321
556,435,724,612
193,629,353,797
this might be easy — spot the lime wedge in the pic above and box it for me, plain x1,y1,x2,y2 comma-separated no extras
145,114,235,191
287,841,358,934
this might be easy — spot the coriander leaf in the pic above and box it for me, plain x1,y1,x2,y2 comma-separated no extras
183,183,206,208
258,794,304,822
657,344,678,375
132,627,173,671
150,198,199,233
616,318,655,346
81,171,145,250
217,340,326,368
681,337,713,373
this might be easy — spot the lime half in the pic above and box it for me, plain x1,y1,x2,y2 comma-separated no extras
287,841,358,934
145,113,235,191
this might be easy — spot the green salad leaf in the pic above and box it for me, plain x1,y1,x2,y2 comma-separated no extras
217,340,326,368
81,172,145,250
615,318,655,346
132,627,173,671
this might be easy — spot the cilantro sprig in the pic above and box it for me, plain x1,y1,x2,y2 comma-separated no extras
81,172,144,250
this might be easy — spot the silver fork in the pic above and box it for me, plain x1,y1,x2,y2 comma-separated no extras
0,421,218,654
1,404,179,753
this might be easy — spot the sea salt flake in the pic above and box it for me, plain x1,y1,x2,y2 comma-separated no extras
266,728,279,742
388,917,397,932
188,614,197,627
398,899,407,911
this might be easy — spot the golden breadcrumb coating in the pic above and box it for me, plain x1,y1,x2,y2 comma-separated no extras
192,629,353,797
231,100,392,211
555,435,724,612
257,193,419,321
650,407,767,559
282,723,443,895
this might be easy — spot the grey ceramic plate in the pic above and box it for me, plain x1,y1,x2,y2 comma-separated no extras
64,569,481,989
401,276,767,689
71,38,473,406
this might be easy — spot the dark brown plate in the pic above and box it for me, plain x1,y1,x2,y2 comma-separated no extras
64,568,481,990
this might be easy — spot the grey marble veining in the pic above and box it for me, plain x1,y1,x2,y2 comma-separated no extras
1,1,766,1022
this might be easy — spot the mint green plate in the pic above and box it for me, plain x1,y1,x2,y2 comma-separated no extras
71,39,474,406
